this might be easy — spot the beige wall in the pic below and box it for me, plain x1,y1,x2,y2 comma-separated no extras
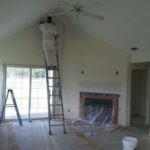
62,28,130,126
0,24,44,66
0,23,130,126
131,51,150,63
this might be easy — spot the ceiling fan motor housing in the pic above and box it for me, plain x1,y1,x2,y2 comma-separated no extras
71,3,84,13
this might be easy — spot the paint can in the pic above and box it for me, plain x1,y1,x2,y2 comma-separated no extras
122,136,138,150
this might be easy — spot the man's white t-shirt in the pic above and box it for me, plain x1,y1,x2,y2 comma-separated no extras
39,22,59,66
39,23,59,51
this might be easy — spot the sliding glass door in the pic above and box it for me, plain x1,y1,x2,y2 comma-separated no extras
5,65,48,120
30,68,47,118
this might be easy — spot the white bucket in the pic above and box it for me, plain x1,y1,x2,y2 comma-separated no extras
122,136,138,150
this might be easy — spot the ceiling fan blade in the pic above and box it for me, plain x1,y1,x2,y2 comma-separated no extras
48,11,69,16
83,11,104,21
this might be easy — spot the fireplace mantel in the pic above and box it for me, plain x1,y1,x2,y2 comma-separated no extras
79,92,119,124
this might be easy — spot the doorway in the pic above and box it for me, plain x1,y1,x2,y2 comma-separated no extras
4,65,49,120
130,68,147,126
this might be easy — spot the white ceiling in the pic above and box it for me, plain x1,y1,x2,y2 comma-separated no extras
0,0,58,39
0,0,150,52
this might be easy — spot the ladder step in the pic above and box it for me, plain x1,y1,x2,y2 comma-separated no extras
6,105,14,107
46,66,58,70
6,104,14,106
50,114,63,116
49,85,60,87
48,77,60,79
50,104,62,106
49,95,61,96
50,124,64,127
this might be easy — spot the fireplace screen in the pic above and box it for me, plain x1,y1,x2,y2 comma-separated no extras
84,98,113,125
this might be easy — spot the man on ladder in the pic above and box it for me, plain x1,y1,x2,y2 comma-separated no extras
39,16,58,69
39,16,67,135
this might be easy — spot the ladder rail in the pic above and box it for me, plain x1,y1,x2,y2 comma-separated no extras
55,51,66,133
0,91,9,122
10,90,23,126
46,66,52,135
45,44,67,135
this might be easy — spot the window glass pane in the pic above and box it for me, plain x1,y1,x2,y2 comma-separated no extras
30,68,48,118
5,67,30,119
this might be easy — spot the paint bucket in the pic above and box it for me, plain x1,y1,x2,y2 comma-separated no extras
122,137,138,150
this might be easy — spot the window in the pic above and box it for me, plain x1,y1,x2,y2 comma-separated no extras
5,65,48,120
30,68,47,118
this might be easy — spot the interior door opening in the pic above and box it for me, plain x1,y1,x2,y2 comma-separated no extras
130,68,147,127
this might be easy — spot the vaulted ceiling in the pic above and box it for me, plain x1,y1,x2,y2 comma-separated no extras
0,0,150,52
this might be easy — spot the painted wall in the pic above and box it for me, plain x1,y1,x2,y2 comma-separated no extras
0,24,44,66
62,28,130,126
131,51,150,63
0,22,130,126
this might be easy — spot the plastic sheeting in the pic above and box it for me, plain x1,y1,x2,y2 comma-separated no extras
69,119,121,132
84,101,113,126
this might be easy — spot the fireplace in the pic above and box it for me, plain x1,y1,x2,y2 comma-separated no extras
80,92,119,124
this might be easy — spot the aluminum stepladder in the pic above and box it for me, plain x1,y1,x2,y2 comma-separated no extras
45,51,67,135
0,89,22,126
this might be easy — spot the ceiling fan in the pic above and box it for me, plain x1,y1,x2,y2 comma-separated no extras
48,0,104,21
